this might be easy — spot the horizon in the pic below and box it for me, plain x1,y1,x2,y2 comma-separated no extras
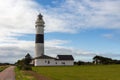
0,0,120,63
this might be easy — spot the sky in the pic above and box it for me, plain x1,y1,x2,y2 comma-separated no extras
0,0,120,63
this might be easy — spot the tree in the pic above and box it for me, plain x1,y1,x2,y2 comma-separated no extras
16,53,32,70
77,61,85,65
24,53,32,65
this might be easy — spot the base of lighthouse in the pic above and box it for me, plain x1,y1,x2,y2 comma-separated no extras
34,55,74,66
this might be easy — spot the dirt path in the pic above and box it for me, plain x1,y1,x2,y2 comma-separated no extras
0,66,15,80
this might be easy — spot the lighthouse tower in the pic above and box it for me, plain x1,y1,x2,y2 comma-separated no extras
35,14,45,66
34,14,74,66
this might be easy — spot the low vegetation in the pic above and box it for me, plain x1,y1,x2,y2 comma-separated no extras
33,65,120,80
15,53,32,70
15,53,36,80
74,55,120,65
15,67,36,80
0,66,9,72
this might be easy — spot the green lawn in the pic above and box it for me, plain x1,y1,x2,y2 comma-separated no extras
0,66,9,72
32,65,120,80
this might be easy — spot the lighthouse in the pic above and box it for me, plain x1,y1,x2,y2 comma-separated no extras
34,14,74,66
35,13,45,66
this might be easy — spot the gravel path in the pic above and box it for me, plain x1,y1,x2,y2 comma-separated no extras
0,66,15,80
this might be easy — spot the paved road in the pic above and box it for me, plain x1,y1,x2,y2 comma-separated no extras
0,66,15,80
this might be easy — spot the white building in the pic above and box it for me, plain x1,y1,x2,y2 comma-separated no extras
34,55,74,66
34,14,74,66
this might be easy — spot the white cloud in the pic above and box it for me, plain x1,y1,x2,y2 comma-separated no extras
0,0,38,32
0,40,34,63
45,39,69,47
0,38,120,63
0,0,39,63
0,0,119,35
0,38,95,63
44,0,120,32
0,0,119,37
45,41,98,61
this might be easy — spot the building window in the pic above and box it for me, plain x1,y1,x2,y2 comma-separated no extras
56,62,57,64
48,61,50,64
61,62,65,64
45,60,47,63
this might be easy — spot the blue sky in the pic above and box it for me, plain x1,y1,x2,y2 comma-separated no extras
0,0,120,63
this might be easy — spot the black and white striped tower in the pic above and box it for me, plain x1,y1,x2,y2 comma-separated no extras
35,14,45,66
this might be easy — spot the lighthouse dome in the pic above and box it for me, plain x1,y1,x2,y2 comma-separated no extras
35,13,45,27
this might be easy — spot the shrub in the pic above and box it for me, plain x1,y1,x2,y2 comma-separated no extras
16,53,32,70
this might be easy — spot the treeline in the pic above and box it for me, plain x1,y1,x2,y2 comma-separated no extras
0,63,11,66
75,55,120,65
93,55,120,64
0,63,15,66
74,61,93,65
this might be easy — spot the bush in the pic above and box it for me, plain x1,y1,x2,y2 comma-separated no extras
16,53,32,70
17,64,32,70
22,65,32,70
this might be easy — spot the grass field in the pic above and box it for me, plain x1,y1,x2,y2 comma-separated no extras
0,66,9,72
32,65,120,80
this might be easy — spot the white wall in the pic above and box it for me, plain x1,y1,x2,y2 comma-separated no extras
36,27,44,34
34,59,74,66
55,60,74,66
35,43,44,57
35,59,55,66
